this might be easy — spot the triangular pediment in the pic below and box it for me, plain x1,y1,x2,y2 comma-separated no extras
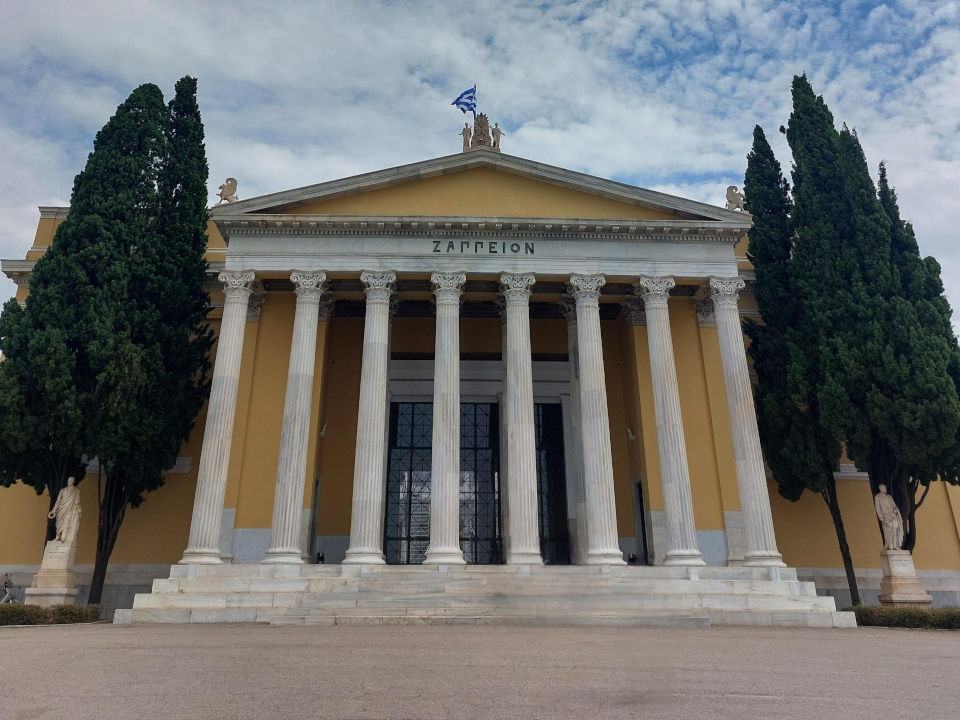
212,150,745,224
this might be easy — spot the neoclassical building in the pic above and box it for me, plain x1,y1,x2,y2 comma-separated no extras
3,146,960,624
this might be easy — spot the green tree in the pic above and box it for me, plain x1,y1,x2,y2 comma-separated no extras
0,78,212,606
864,163,960,549
742,125,857,604
85,78,212,605
783,73,960,555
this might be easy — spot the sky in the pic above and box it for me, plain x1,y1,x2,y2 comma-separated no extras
1,0,958,328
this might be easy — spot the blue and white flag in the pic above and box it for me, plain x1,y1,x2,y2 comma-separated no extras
452,85,477,116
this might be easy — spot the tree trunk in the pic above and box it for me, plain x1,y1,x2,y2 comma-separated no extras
87,472,128,606
821,477,860,606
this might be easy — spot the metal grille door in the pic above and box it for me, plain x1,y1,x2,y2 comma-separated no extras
383,401,502,564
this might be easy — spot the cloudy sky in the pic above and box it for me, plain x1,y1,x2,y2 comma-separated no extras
1,0,958,326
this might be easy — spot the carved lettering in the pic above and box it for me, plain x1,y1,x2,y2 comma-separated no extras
427,241,535,255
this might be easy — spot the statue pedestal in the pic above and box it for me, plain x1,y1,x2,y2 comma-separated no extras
24,540,79,607
878,549,932,607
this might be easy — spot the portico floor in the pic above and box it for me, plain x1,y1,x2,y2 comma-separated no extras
1,623,954,719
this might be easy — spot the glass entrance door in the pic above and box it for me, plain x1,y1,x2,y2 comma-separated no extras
384,401,502,564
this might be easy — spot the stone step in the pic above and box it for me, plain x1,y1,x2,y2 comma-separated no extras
269,612,712,628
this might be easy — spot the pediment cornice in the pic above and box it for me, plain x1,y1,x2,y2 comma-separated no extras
210,149,751,224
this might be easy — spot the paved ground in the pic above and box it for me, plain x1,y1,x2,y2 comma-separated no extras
1,623,956,719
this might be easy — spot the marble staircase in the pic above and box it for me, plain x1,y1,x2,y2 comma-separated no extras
114,564,856,628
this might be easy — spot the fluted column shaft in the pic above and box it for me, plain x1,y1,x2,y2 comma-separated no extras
637,277,704,566
264,271,328,563
710,277,784,566
181,271,256,564
344,271,396,564
501,273,542,564
560,297,589,565
425,272,466,564
569,275,625,565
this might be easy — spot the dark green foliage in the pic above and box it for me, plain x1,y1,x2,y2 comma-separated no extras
749,74,960,592
744,124,857,603
846,605,960,630
0,603,100,626
0,77,212,605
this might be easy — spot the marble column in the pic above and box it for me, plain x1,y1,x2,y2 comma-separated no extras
501,273,542,564
424,272,466,565
560,297,589,565
636,277,704,566
344,271,396,565
264,271,328,564
568,274,625,565
709,277,784,566
181,270,256,564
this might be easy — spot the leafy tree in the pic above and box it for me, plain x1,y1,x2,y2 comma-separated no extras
85,78,212,605
774,73,960,557
0,78,212,605
743,125,857,604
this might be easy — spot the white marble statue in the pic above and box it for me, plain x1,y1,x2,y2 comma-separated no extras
48,476,82,544
874,484,904,551
725,185,745,211
460,123,472,152
217,178,239,205
491,122,504,149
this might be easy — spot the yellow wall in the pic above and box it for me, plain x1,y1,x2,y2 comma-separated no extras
291,168,684,221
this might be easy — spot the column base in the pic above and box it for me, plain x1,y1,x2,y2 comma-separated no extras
262,550,306,565
179,549,223,565
506,550,544,565
343,549,386,565
664,549,706,566
743,550,786,568
586,549,627,566
423,548,465,565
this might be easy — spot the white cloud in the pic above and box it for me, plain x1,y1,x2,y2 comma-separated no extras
0,0,957,333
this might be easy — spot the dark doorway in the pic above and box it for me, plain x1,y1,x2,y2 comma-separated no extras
383,402,503,564
534,403,571,564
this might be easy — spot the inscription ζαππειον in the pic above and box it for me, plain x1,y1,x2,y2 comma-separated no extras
431,240,534,255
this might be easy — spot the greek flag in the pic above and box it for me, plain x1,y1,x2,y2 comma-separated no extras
452,85,477,116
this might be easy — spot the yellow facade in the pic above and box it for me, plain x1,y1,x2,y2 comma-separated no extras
2,155,959,606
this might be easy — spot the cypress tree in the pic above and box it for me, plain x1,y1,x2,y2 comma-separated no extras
85,78,212,605
0,78,213,605
743,125,858,604
785,73,960,554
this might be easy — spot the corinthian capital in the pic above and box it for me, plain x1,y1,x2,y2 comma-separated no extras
568,274,605,304
708,277,746,309
635,276,675,309
361,271,396,305
431,272,466,305
290,271,328,303
219,270,257,302
500,273,536,305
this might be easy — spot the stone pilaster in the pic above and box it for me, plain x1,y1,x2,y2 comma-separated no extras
344,271,396,565
181,270,256,564
264,271,328,564
709,277,784,567
500,273,542,564
560,296,589,565
636,277,704,566
568,274,625,565
424,272,466,565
